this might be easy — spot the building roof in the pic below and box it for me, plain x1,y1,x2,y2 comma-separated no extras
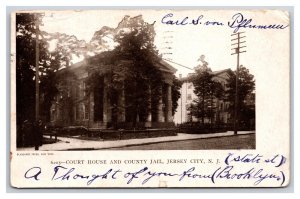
155,59,177,74
211,68,232,76
68,51,177,74
179,68,232,82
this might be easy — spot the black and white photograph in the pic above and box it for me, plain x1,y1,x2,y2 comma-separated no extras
10,9,290,188
14,10,257,151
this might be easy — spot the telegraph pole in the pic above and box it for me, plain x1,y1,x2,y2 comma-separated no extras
161,31,174,61
35,14,40,122
231,32,246,135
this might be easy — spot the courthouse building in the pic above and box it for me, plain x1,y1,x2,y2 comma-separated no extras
49,53,177,130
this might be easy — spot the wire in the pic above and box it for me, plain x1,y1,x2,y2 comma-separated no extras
162,58,193,70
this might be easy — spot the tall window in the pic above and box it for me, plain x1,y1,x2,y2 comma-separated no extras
75,85,79,99
83,82,86,97
50,108,56,121
94,76,104,122
74,107,77,121
75,103,81,120
82,103,89,120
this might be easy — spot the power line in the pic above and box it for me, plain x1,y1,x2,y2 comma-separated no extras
162,58,193,70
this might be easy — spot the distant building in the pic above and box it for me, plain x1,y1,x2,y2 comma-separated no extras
174,69,232,125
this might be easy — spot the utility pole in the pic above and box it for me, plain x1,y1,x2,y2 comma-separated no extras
35,14,40,122
161,31,174,61
231,32,246,135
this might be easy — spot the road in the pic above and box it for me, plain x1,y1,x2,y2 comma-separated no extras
106,134,255,150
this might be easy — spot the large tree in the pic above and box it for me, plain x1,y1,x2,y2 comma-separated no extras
42,32,89,67
16,13,58,124
171,77,182,116
87,15,181,127
226,65,255,128
113,16,162,124
188,64,223,124
16,13,85,124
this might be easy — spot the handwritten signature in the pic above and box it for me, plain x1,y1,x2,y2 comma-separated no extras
161,13,289,33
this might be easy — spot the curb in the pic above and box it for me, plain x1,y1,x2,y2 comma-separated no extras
64,132,255,151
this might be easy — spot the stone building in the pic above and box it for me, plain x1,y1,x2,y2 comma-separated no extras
49,54,177,130
174,69,232,124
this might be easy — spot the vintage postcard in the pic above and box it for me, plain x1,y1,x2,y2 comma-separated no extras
10,9,290,188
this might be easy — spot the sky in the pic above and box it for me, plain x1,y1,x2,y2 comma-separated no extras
40,9,290,79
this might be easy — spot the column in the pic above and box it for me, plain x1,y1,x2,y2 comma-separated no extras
89,92,94,123
145,85,152,127
117,81,126,122
165,84,173,122
157,86,164,122
103,76,111,123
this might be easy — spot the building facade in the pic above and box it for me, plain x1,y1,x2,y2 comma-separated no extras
49,55,177,130
174,69,232,125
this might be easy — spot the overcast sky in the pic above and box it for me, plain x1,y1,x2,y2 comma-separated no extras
40,9,289,78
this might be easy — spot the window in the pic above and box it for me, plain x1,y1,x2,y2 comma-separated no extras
94,77,104,122
83,82,87,97
74,107,77,121
187,94,192,101
57,106,61,120
50,108,56,121
75,104,80,120
75,85,79,98
83,104,89,120
188,83,193,89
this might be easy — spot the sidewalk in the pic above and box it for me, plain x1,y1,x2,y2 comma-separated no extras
18,131,255,151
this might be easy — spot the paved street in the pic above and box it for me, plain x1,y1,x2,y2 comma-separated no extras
18,131,255,151
105,134,255,150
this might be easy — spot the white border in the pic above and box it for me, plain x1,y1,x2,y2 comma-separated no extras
1,0,299,198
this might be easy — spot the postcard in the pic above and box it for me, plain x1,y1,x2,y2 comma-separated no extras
10,9,290,188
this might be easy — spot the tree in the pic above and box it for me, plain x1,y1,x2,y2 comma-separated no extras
39,51,60,122
86,15,168,127
171,77,182,116
16,13,81,125
43,32,89,67
16,13,55,124
90,26,117,53
114,16,163,124
188,62,224,125
226,65,255,128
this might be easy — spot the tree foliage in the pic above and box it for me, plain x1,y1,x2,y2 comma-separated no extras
226,65,255,127
86,15,180,125
188,66,224,124
16,13,181,129
16,13,59,124
16,13,93,124
172,78,182,115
